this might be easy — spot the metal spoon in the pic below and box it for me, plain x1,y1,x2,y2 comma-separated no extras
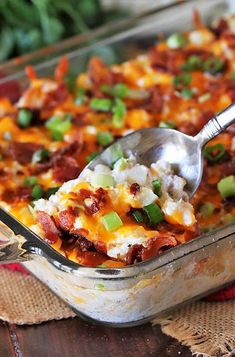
87,103,235,197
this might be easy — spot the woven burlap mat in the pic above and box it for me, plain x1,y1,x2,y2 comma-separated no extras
1,269,235,356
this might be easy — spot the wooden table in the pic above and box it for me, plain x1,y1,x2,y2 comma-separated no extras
0,318,192,356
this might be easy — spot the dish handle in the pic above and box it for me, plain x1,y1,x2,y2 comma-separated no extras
0,222,30,263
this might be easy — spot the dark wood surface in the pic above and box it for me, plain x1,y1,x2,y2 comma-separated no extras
0,318,192,357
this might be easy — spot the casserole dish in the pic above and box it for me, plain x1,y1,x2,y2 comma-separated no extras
0,0,234,326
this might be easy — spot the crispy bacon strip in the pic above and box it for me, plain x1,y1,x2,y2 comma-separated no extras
9,142,43,165
36,211,60,244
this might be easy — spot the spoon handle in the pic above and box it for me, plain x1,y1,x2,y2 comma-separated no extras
195,103,235,147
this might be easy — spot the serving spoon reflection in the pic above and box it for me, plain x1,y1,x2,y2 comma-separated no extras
86,103,235,198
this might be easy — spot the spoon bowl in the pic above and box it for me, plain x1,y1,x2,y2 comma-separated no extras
87,103,235,197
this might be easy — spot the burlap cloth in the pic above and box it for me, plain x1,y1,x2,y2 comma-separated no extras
1,266,235,357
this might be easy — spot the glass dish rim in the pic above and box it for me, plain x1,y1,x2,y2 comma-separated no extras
0,0,234,279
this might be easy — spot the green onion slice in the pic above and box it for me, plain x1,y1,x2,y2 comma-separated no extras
112,83,129,98
203,144,225,163
90,98,112,112
18,109,32,128
181,55,202,71
97,131,114,146
31,185,44,200
167,32,188,49
112,98,126,128
152,179,161,196
202,57,223,74
46,187,60,198
91,173,114,188
32,148,49,164
217,175,235,198
86,152,99,163
173,73,192,88
101,211,123,231
110,144,124,166
180,88,193,99
159,121,175,129
199,202,215,218
75,87,86,105
132,210,144,223
24,176,38,187
223,213,235,224
143,203,164,226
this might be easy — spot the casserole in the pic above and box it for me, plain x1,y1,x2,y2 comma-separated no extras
0,0,234,326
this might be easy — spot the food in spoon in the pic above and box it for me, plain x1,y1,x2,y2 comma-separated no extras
0,14,234,267
32,153,196,266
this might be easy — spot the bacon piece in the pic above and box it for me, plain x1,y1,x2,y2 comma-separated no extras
9,141,43,165
125,244,143,265
54,56,69,82
89,57,113,86
1,187,32,203
149,48,182,74
76,250,106,267
220,159,235,176
140,235,177,261
36,211,60,244
43,82,68,110
52,156,80,183
57,207,77,231
211,18,229,37
178,122,198,136
221,32,235,47
79,187,107,215
148,86,163,114
130,183,140,195
25,66,37,80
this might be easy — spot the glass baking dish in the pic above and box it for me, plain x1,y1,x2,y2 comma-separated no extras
0,0,234,327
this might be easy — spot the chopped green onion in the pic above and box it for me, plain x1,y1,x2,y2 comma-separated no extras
180,88,194,99
113,158,127,171
203,144,225,163
91,173,114,188
132,210,144,223
202,58,223,74
152,179,161,196
46,187,60,198
18,109,32,128
199,203,215,218
167,32,188,49
143,203,164,226
45,115,71,141
101,211,123,231
31,185,44,200
100,84,111,94
173,73,192,88
110,144,124,166
181,55,202,71
97,131,114,146
75,87,86,105
86,152,99,163
198,93,211,103
96,264,107,268
112,83,129,98
230,71,235,80
24,176,38,187
223,213,235,224
90,98,112,111
217,175,235,198
32,148,49,164
112,98,126,128
159,121,175,129
95,283,105,290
